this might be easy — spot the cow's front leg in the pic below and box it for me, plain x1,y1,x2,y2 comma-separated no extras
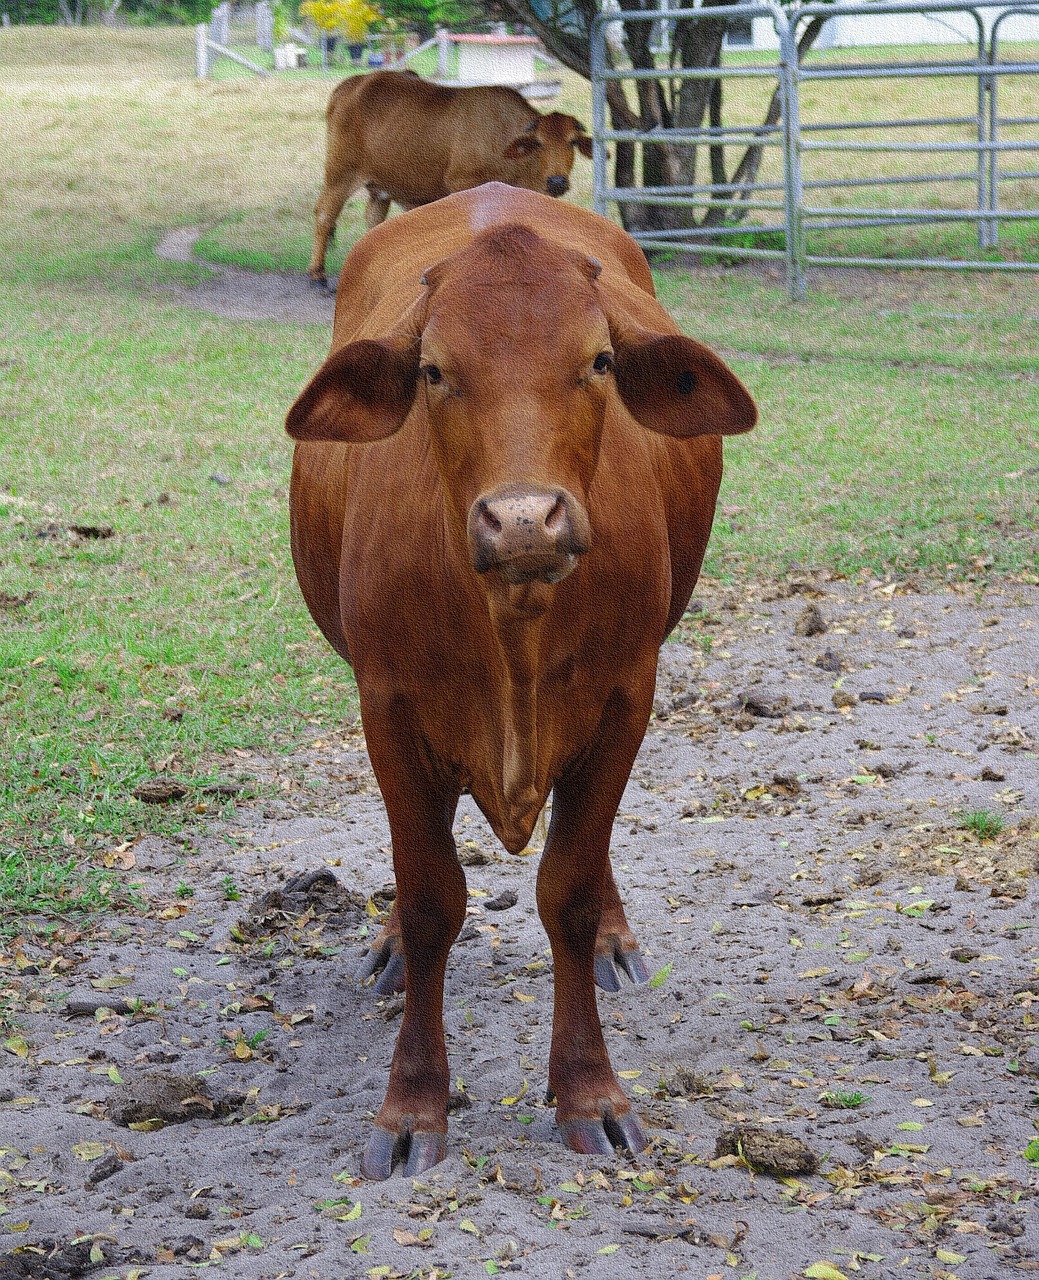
360,736,465,1180
536,701,652,1157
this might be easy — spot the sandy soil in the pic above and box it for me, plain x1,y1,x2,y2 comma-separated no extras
4,247,1037,1278
3,572,1038,1280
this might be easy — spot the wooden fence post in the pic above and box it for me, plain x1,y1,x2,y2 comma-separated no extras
436,26,450,77
195,23,209,78
210,1,229,46
256,0,274,53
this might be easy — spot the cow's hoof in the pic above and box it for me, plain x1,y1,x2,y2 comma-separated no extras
355,944,405,994
559,1106,649,1158
361,1122,447,1180
593,944,651,992
308,274,327,290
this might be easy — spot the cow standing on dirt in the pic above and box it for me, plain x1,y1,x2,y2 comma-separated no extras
286,183,756,1178
306,70,593,287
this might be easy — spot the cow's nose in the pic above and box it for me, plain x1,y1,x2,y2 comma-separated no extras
468,485,590,585
546,175,569,198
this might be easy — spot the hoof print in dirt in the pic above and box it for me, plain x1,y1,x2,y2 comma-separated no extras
106,1071,225,1128
663,1066,715,1099
794,602,828,636
739,691,791,719
84,1151,125,1188
714,1124,820,1175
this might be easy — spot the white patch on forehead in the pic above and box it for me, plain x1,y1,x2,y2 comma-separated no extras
468,182,525,234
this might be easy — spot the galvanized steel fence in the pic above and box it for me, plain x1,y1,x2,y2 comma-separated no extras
591,0,1039,297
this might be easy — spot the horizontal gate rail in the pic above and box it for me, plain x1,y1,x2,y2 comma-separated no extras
592,0,1039,297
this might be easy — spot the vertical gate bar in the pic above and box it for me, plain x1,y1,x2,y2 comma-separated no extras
592,14,609,218
975,13,992,249
984,18,1000,247
779,7,807,300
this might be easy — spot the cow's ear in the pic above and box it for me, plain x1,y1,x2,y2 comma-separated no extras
286,339,419,443
613,334,756,438
504,133,541,159
574,135,594,160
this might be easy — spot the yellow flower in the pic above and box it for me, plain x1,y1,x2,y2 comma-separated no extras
300,0,380,40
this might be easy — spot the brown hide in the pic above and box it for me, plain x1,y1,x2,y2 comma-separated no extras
306,70,593,284
287,183,756,1178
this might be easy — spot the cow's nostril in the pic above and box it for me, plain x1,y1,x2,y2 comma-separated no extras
478,504,503,534
546,176,568,197
544,495,566,531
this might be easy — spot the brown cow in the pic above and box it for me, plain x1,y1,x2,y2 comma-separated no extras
286,183,756,1178
306,70,593,286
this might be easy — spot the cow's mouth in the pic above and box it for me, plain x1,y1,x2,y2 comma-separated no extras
492,552,580,586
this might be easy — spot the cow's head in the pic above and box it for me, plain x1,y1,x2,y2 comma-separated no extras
503,113,593,200
286,225,755,589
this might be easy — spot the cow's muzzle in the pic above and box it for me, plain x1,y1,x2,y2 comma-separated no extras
468,484,591,585
546,175,569,198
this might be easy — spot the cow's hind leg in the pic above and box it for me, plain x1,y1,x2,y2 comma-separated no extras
364,184,392,229
360,728,465,1180
536,691,652,1158
355,903,405,994
308,167,365,288
593,875,651,993
355,845,646,1001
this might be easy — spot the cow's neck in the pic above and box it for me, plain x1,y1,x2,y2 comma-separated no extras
486,583,553,852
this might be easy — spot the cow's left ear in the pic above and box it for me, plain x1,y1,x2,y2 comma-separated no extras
574,135,594,160
613,334,757,438
286,338,420,443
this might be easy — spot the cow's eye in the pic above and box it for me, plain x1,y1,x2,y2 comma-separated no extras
423,364,443,386
592,352,613,374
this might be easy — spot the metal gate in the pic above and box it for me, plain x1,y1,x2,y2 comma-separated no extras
591,0,1039,298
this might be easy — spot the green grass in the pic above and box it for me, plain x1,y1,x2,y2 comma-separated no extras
0,27,1037,926
959,808,1006,839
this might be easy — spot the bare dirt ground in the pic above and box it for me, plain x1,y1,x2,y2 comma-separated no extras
154,229,337,326
3,249,1037,1279
3,573,1038,1280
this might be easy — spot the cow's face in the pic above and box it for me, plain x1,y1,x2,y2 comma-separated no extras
503,113,593,201
286,225,755,590
417,229,606,586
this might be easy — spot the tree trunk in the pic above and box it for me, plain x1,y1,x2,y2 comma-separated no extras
498,0,824,237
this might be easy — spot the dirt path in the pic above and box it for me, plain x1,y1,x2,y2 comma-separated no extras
155,228,337,327
2,575,1037,1280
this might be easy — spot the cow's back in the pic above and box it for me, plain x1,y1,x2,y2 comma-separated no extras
325,74,536,209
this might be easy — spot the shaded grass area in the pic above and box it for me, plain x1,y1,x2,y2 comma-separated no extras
1,27,1037,924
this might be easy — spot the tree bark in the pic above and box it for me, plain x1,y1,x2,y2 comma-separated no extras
498,0,825,236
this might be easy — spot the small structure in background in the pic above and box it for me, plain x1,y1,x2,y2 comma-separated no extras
428,29,561,101
194,6,559,95
273,41,307,69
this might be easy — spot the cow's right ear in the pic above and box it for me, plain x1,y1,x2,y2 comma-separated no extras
285,339,419,443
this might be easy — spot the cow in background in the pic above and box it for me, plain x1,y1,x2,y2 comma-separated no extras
306,70,593,286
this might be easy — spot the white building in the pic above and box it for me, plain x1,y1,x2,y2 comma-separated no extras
727,6,1039,51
